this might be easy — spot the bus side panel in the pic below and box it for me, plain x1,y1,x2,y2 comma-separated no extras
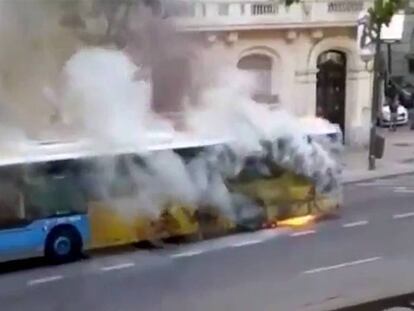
88,204,201,249
87,202,138,250
231,173,339,223
196,207,236,239
162,203,199,237
0,220,46,262
230,176,291,222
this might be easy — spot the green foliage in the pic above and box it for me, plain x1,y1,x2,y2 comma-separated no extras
368,0,406,26
284,0,300,6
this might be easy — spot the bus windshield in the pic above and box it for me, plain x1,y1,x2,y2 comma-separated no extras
0,161,87,229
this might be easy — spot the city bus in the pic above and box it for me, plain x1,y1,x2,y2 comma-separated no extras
0,128,341,264
0,133,220,263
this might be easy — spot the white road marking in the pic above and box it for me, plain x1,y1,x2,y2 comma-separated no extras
100,262,135,272
355,182,377,187
393,189,414,194
231,239,262,248
168,229,286,256
27,275,63,286
393,212,414,219
393,186,407,191
303,257,382,275
355,179,395,186
170,250,203,259
290,230,316,237
342,220,369,228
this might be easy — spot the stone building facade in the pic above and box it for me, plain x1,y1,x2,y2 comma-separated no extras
168,0,375,146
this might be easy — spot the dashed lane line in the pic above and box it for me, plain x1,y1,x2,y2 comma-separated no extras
342,220,369,228
100,262,135,272
393,186,407,191
170,250,203,259
27,275,64,286
290,230,316,237
354,182,378,187
393,188,414,194
231,239,263,248
393,212,414,219
303,257,382,275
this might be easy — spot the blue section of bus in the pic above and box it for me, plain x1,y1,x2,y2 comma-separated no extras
0,214,90,258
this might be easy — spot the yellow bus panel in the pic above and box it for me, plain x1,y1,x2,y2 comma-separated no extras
88,202,138,249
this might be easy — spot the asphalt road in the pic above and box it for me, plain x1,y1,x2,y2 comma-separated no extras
2,174,414,311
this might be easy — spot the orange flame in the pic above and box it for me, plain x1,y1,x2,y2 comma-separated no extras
277,215,316,228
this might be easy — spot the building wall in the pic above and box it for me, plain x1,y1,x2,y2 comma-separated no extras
193,27,372,146
386,14,414,81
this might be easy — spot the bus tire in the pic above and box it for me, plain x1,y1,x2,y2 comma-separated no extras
45,225,82,264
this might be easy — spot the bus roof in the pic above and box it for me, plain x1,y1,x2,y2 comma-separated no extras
0,132,230,167
0,117,341,167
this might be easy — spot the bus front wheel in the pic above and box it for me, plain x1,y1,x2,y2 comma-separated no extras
45,226,82,264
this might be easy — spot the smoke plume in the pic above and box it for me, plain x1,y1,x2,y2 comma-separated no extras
0,1,342,223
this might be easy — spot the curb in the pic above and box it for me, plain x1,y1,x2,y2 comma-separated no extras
342,168,414,185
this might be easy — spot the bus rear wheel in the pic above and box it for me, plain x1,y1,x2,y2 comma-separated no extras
45,226,82,264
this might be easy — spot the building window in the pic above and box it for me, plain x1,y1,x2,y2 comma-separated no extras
237,54,275,104
201,4,206,17
218,3,229,16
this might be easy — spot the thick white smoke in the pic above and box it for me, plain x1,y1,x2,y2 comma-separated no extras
48,45,342,222
60,48,152,148
186,68,342,197
0,1,342,225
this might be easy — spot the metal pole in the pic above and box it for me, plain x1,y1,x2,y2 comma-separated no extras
368,26,382,171
387,42,392,74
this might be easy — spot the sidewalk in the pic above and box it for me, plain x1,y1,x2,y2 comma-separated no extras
342,126,414,184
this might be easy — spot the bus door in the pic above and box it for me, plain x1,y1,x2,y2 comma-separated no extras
83,157,140,248
4,162,89,258
0,168,46,261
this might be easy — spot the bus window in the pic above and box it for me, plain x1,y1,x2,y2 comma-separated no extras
110,155,137,197
174,147,204,163
0,169,26,229
23,161,87,218
73,156,140,201
238,157,271,182
73,159,110,201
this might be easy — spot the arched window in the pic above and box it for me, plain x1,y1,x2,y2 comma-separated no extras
237,54,272,97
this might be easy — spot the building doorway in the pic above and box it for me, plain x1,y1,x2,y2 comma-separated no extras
316,50,346,135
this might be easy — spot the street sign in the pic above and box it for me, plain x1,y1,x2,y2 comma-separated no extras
357,10,405,63
381,13,405,42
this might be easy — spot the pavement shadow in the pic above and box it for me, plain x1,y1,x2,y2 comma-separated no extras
0,257,48,275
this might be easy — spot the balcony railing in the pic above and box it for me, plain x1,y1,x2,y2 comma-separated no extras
251,3,278,16
167,0,373,31
327,0,365,12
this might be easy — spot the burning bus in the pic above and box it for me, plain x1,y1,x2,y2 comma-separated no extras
0,122,341,263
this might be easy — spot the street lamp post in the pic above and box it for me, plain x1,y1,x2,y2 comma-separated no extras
358,10,381,170
368,32,382,170
358,9,405,170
